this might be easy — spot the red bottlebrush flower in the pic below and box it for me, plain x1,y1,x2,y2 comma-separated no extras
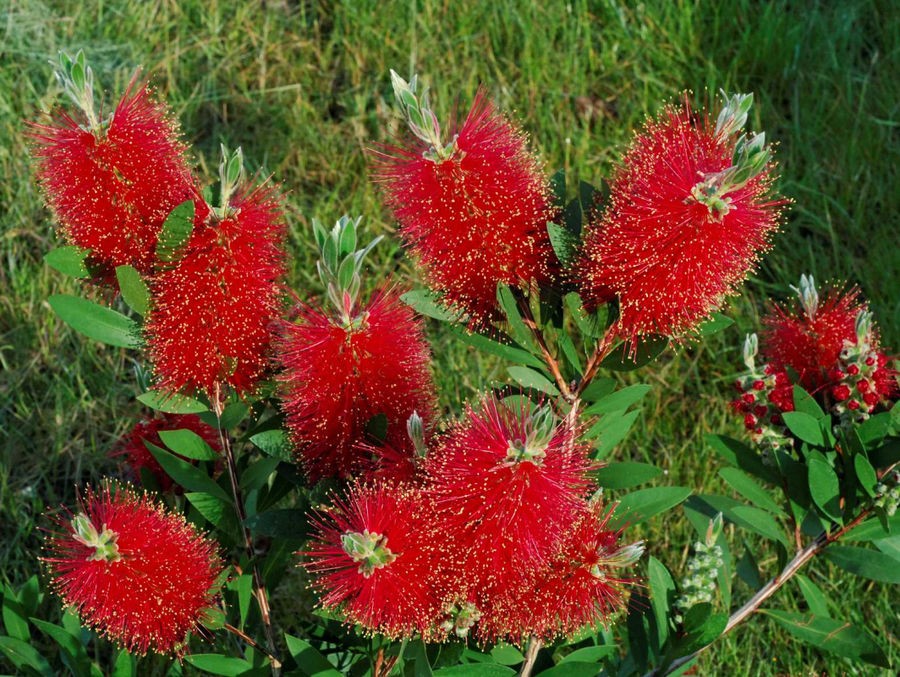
145,184,286,399
373,89,558,324
41,482,223,656
29,79,195,276
303,481,443,638
423,396,594,600
110,413,221,492
279,287,437,482
478,500,639,644
579,95,783,344
761,283,868,391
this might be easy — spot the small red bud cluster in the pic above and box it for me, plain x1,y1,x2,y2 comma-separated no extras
731,364,794,455
829,333,897,426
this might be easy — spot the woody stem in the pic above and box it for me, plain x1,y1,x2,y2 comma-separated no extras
213,385,280,675
512,288,573,402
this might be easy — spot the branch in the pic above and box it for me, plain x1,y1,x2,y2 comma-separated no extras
213,385,281,675
652,508,873,676
511,287,573,402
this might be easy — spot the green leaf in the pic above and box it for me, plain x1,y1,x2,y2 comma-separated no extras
240,456,281,492
158,428,219,461
48,294,140,348
146,442,230,502
844,513,900,541
507,366,560,397
111,650,136,677
600,335,668,371
0,636,54,675
761,610,888,667
792,385,827,419
433,666,515,676
234,573,253,629
609,486,691,528
695,313,734,336
782,411,827,446
490,643,524,666
560,645,616,663
795,574,830,618
807,457,842,522
44,246,90,278
185,492,231,529
823,545,900,584
585,408,641,456
284,634,342,676
706,434,779,485
550,169,566,206
497,284,534,349
595,462,662,489
1,589,29,641
557,333,583,373
250,429,292,461
184,654,253,676
583,384,650,415
156,199,195,264
853,454,878,497
547,221,578,264
648,556,675,647
30,617,97,677
452,328,546,369
580,377,616,402
718,467,786,516
244,509,310,539
564,292,605,339
115,265,149,315
401,289,457,322
536,663,601,677
729,505,790,546
137,390,208,414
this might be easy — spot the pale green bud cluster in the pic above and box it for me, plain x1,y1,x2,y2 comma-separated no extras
506,405,557,463
675,514,724,620
406,411,428,458
71,513,121,563
390,70,458,162
790,274,819,320
340,529,396,578
691,91,772,221
439,601,482,638
873,471,900,517
313,215,382,327
54,50,101,131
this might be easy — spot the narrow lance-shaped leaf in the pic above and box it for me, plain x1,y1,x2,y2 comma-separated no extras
48,294,141,349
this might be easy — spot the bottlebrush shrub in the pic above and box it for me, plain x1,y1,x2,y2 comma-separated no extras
579,93,785,346
40,481,224,656
19,55,900,677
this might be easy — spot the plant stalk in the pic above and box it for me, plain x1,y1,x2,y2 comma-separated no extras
213,385,280,675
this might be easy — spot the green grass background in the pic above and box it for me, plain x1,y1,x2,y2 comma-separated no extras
1,0,898,673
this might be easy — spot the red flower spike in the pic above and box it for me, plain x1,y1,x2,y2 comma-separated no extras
374,89,558,325
110,413,221,492
279,287,437,483
423,396,595,601
303,482,444,638
41,482,224,656
478,500,639,644
579,95,784,344
145,184,286,399
29,79,195,275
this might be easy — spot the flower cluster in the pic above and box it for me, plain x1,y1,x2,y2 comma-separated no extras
579,93,784,346
303,396,642,645
41,482,224,656
733,276,897,441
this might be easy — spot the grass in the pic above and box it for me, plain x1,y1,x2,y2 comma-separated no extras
1,0,898,673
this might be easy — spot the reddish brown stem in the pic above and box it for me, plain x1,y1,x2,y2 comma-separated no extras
511,288,573,402
224,623,282,670
213,386,280,675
